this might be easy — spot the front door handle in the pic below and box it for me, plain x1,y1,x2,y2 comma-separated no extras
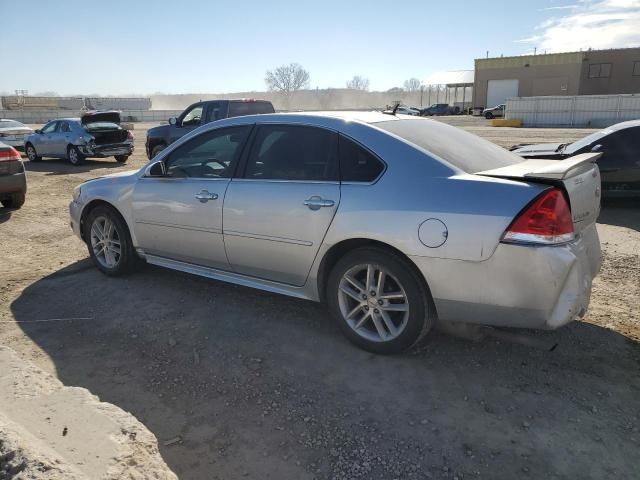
303,196,335,210
195,190,218,203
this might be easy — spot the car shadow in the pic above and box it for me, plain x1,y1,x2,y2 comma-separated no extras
0,208,13,222
8,261,640,480
598,198,640,231
24,158,125,175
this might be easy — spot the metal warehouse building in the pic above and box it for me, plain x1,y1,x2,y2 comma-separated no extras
473,47,640,109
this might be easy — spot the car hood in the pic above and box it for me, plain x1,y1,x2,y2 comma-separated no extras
146,124,170,137
81,111,121,125
511,143,564,157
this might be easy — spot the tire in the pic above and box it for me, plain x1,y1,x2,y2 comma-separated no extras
25,143,41,162
485,112,493,119
84,205,137,276
150,144,166,159
327,247,434,354
67,145,84,166
1,191,25,209
114,155,129,163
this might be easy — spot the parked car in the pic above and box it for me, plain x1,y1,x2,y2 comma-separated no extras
70,112,602,354
420,104,460,116
24,111,134,166
511,119,640,197
0,119,33,150
0,142,26,209
145,99,275,159
394,106,421,116
482,104,505,119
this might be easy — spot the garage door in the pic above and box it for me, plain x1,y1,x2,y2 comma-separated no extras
487,79,519,108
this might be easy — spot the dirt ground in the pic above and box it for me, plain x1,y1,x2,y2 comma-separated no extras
1,116,639,480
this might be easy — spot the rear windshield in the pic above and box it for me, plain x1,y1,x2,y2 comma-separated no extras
375,118,522,173
84,122,121,130
228,101,275,117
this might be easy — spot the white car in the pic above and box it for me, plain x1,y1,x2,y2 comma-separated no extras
0,119,33,150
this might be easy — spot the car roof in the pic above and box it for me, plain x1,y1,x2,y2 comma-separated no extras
242,110,403,124
607,119,640,131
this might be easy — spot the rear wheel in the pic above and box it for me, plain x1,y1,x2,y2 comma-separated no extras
25,144,41,162
150,144,166,159
327,247,434,354
114,155,129,163
1,192,25,209
68,145,84,166
84,205,137,276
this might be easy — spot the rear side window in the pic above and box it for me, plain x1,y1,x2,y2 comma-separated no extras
376,118,521,173
339,135,384,182
228,101,275,117
244,125,338,181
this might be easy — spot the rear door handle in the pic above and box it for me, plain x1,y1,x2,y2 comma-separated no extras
303,196,335,210
195,190,218,203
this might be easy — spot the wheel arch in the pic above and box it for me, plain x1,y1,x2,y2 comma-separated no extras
79,199,131,243
316,238,437,317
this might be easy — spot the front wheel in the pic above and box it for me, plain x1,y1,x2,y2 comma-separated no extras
25,144,41,162
485,112,494,119
114,155,129,163
68,145,84,166
84,205,137,276
327,247,434,354
1,191,25,209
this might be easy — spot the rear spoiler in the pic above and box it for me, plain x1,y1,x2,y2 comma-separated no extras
477,153,602,181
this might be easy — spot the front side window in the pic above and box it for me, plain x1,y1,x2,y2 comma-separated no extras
59,121,71,133
41,121,57,134
181,105,203,127
244,125,338,181
339,135,384,182
165,126,251,178
588,63,612,78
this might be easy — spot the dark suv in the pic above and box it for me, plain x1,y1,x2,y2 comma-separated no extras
145,99,275,159
419,104,460,116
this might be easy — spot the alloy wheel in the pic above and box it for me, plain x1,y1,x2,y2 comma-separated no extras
337,264,410,343
90,216,121,269
69,147,79,164
27,146,36,161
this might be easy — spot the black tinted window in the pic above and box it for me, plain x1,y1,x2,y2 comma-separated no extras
339,136,384,182
166,126,250,178
228,101,275,117
59,121,71,133
244,125,337,181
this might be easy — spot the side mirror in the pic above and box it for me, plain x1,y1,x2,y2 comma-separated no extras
35,129,42,134
168,117,178,126
146,160,166,177
591,144,603,153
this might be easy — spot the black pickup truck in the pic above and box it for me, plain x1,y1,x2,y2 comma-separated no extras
145,99,275,159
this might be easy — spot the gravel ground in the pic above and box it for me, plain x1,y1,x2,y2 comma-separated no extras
0,116,638,479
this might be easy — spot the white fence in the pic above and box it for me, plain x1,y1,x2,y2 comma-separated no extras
0,109,183,124
506,94,640,127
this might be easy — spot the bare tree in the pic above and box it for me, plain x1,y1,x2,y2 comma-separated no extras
265,63,310,94
346,75,370,91
403,78,422,92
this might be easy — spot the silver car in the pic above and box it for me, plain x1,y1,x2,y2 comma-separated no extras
25,111,134,166
69,112,602,354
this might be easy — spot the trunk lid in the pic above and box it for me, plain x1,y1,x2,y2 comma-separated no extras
81,110,121,125
477,153,602,232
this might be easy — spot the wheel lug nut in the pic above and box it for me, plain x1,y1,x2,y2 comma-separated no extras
378,299,383,306
370,291,376,296
374,308,379,314
364,306,369,311
362,294,367,300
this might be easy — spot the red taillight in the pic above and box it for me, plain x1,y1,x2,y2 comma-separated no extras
127,130,135,140
502,188,574,245
0,146,21,162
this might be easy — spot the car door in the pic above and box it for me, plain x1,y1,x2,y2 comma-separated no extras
597,127,640,192
131,125,252,269
36,121,58,156
169,103,204,144
52,121,72,156
223,124,340,286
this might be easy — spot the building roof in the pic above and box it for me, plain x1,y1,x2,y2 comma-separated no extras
476,47,640,69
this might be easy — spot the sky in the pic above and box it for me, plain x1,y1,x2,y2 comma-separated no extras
1,0,639,95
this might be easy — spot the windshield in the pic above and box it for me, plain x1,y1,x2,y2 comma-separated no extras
564,129,610,154
376,118,523,173
0,120,25,129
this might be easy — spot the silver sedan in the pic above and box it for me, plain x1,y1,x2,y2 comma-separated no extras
69,112,602,354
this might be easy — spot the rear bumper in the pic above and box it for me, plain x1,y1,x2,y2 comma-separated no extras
78,142,133,158
0,171,27,197
0,138,26,149
410,223,602,330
